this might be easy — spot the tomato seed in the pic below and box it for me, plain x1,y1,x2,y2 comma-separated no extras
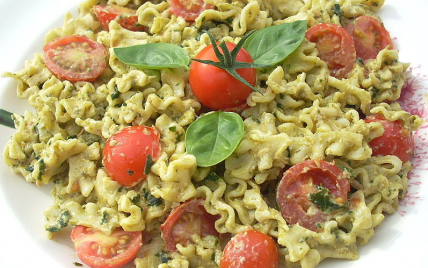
118,238,128,245
101,246,110,256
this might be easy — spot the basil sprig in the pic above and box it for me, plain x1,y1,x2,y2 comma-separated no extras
113,20,307,73
185,111,244,167
243,20,307,65
114,43,190,69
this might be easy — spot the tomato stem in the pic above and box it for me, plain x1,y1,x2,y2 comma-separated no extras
192,31,272,94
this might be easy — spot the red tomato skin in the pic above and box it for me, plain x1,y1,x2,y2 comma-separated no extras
103,126,161,187
365,114,414,162
189,42,256,111
161,199,219,252
168,0,214,21
220,229,279,268
71,226,142,268
276,159,350,232
43,35,107,82
305,23,356,79
344,15,393,62
94,5,146,31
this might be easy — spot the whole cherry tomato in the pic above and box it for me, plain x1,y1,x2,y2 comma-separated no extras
220,229,279,268
189,42,256,111
103,126,161,187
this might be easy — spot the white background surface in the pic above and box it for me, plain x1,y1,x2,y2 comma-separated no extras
1,0,428,267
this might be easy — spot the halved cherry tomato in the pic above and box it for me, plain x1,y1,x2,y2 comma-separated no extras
43,35,107,82
220,229,279,268
305,23,356,79
344,15,393,62
70,225,142,268
161,199,219,251
189,42,256,111
365,114,414,162
276,159,350,232
103,126,161,187
168,0,214,22
93,5,146,31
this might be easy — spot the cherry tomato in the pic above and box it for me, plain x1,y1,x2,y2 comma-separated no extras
70,225,142,268
365,114,414,162
168,0,214,22
344,15,393,62
43,35,107,82
93,5,146,32
189,42,256,111
305,23,356,79
276,159,350,232
220,229,279,268
103,126,161,187
161,199,219,251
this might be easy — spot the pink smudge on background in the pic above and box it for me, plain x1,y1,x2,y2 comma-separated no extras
397,65,428,214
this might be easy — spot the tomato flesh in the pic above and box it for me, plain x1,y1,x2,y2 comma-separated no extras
168,0,214,21
306,23,356,79
161,199,219,251
103,126,161,187
220,229,279,268
365,114,414,162
189,42,256,111
276,159,350,232
94,5,146,31
345,15,393,62
71,226,142,268
43,35,107,82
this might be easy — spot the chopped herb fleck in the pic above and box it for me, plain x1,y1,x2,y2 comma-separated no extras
101,211,109,225
338,166,355,177
144,154,155,175
142,188,162,206
131,193,141,205
205,172,220,182
169,126,177,132
46,210,71,232
370,87,380,98
309,185,347,212
333,4,343,22
25,166,34,172
155,251,171,263
111,85,120,99
37,159,46,181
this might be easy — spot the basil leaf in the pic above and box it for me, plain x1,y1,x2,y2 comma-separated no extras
185,111,244,167
114,43,190,69
243,20,307,65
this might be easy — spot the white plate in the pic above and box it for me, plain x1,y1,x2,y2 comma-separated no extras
0,0,427,267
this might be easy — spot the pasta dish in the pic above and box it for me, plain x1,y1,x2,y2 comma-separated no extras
1,0,423,267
